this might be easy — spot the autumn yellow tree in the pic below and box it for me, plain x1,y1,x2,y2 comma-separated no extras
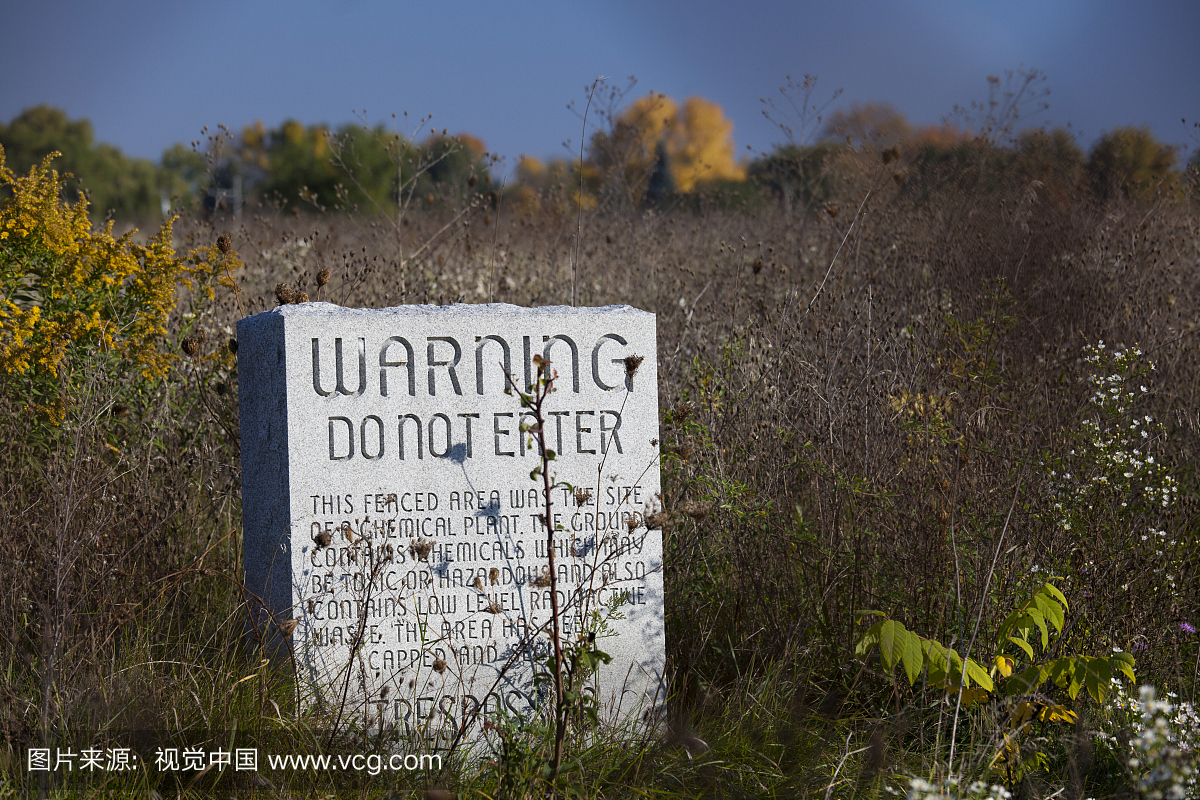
589,93,745,205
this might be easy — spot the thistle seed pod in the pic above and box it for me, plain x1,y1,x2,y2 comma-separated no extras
181,337,200,357
275,283,294,305
296,291,310,303
624,354,644,378
316,267,331,287
216,234,232,254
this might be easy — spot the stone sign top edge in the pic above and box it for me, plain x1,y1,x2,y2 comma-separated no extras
239,301,654,324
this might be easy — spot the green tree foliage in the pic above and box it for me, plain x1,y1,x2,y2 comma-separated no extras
1087,125,1178,202
822,102,912,149
747,142,845,213
409,132,491,203
0,105,162,220
159,143,208,209
1011,127,1085,202
240,119,356,210
237,119,490,212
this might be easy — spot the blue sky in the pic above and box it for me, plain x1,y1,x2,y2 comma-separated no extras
2,0,1197,173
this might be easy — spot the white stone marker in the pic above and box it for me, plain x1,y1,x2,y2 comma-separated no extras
238,303,664,747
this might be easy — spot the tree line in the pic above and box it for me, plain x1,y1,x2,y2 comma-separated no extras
1,95,1194,222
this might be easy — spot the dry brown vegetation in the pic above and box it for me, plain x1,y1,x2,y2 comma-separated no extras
3,125,1200,796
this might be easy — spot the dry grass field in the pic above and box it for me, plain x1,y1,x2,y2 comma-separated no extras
2,126,1199,797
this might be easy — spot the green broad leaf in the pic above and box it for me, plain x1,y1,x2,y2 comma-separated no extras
1110,651,1137,681
879,620,907,672
855,610,887,621
1068,668,1084,701
1083,658,1111,703
1006,611,1034,644
1027,607,1049,648
923,640,949,682
946,647,964,676
901,632,925,685
546,448,556,460
855,621,884,657
1041,581,1068,610
1008,635,1035,660
1046,657,1074,688
1004,665,1044,696
965,658,994,692
942,647,966,688
1032,593,1065,634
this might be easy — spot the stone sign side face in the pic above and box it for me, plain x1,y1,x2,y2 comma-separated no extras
238,303,664,747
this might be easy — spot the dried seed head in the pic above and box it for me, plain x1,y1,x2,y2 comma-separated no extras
645,511,670,530
216,234,232,254
681,500,714,520
893,170,907,185
316,267,331,287
314,531,332,548
882,146,900,165
111,403,129,419
228,338,238,355
626,513,642,532
489,567,499,585
531,566,552,589
473,576,483,591
824,202,840,218
574,487,593,507
278,618,300,638
467,173,478,187
181,337,200,357
485,600,501,614
295,291,310,303
623,354,644,378
432,657,447,673
380,685,390,699
275,283,294,305
409,538,433,561
214,382,228,396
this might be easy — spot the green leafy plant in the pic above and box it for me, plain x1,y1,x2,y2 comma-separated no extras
857,580,1136,782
